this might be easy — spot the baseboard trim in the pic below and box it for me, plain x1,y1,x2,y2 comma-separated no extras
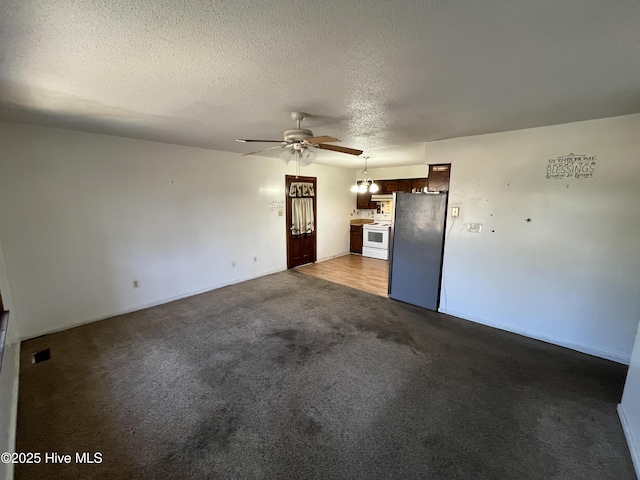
439,308,630,365
22,254,352,341
315,252,351,263
22,267,288,341
618,404,640,479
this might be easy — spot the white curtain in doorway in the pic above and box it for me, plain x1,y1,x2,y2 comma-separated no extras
291,197,314,235
289,182,315,235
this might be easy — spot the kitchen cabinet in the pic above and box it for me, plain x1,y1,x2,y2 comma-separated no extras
354,177,430,208
350,224,363,254
380,179,422,193
381,180,398,194
397,180,412,192
356,191,375,209
427,164,451,192
411,179,429,192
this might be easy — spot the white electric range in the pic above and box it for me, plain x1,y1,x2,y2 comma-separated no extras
362,213,392,260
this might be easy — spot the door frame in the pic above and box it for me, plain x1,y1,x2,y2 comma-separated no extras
285,175,317,269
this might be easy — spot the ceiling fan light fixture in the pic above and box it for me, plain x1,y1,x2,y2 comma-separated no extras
280,148,294,165
238,112,363,162
299,148,317,167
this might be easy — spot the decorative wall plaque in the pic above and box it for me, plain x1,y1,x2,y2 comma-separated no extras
546,153,596,180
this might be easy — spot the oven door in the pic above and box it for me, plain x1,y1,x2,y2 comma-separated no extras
363,226,389,250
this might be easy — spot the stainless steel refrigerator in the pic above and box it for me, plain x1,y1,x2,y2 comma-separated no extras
388,192,448,311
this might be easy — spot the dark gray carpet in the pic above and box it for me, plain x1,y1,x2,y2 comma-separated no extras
16,270,634,479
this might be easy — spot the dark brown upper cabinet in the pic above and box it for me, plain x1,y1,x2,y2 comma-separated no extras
397,180,412,192
356,191,376,209
381,180,398,193
411,179,429,192
354,177,432,208
427,164,451,192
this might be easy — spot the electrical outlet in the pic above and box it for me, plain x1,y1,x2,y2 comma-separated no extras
133,279,140,288
452,207,460,217
231,261,236,267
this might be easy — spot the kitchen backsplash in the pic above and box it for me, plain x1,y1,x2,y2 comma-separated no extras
349,200,394,219
376,201,393,215
350,209,376,219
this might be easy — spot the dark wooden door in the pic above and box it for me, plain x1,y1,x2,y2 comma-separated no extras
286,175,317,269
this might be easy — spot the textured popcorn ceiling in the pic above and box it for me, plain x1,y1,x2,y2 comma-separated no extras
1,0,639,167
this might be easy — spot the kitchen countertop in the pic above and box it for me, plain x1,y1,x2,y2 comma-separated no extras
350,219,374,225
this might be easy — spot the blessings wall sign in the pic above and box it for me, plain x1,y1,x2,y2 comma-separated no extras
546,153,596,180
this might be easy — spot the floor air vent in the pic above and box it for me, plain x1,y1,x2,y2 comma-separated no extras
33,348,51,364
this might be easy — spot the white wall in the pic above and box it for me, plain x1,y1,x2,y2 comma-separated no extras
431,114,640,363
619,318,640,477
365,164,430,180
372,115,640,363
0,121,354,339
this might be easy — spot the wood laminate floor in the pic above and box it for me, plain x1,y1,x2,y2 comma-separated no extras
295,254,389,297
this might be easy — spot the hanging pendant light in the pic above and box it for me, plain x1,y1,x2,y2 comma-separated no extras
351,156,377,193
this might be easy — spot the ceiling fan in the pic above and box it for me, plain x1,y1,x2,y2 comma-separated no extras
236,112,363,166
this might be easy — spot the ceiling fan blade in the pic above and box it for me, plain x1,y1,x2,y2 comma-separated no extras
304,135,340,144
242,145,285,156
317,143,363,156
236,139,283,143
